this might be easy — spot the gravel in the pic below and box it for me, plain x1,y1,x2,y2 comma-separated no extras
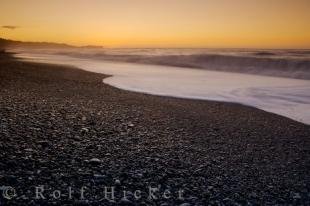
0,52,310,205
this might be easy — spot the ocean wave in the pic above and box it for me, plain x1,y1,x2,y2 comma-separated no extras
58,52,310,80
8,48,310,80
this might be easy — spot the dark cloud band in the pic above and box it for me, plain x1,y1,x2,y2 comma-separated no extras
2,25,19,30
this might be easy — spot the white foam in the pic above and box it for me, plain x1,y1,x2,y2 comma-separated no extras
15,53,310,125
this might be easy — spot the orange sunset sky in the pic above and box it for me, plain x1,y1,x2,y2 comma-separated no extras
1,0,310,48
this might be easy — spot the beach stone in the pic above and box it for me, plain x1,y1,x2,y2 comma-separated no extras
81,127,89,134
293,193,301,199
89,158,101,164
115,179,121,185
179,203,191,206
38,140,49,148
119,197,134,205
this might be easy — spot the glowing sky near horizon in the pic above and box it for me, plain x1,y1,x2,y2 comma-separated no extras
1,0,310,48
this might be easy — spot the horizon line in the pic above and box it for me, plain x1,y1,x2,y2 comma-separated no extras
1,37,310,50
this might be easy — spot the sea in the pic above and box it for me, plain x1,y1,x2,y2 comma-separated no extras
10,47,310,124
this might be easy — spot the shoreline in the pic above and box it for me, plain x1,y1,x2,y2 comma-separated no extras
15,52,310,125
0,52,310,205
